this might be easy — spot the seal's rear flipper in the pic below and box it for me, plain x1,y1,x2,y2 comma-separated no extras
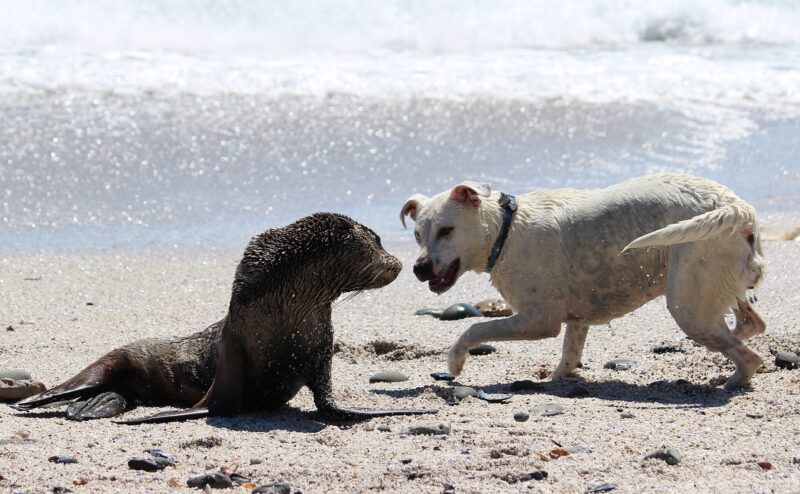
67,391,129,421
318,405,438,422
117,407,209,425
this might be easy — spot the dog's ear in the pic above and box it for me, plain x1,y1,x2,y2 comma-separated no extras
449,181,491,208
399,194,429,229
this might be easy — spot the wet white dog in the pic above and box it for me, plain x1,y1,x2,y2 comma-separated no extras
400,174,766,389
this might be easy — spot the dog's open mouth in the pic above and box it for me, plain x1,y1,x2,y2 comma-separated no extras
428,259,460,293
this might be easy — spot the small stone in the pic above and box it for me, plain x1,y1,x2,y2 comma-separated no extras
440,303,483,321
48,455,78,464
430,371,455,381
186,473,233,489
406,422,451,435
604,359,634,371
475,298,513,317
252,483,291,494
362,422,376,431
415,308,443,318
519,470,548,481
0,370,32,380
510,380,543,392
377,425,391,432
453,386,477,401
369,370,408,383
587,483,617,493
250,458,263,465
144,448,176,464
652,345,685,354
565,385,590,398
564,445,592,454
442,483,456,494
468,344,497,356
531,403,563,417
513,412,529,422
775,351,800,370
0,378,46,401
757,461,773,470
204,462,217,470
128,457,171,472
52,487,73,494
620,412,635,419
476,390,512,403
86,302,94,306
644,448,682,465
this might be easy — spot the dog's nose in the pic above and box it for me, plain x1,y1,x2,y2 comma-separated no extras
413,258,434,281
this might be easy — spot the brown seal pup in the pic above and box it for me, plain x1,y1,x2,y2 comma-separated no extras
13,213,437,423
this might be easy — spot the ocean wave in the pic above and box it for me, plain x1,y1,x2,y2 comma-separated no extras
2,0,799,56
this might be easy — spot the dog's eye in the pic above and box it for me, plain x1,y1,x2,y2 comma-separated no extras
437,227,454,239
414,231,421,243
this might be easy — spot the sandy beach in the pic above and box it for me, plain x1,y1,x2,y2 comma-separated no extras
1,237,799,494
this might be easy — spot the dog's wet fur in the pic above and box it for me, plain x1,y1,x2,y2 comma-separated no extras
401,174,766,390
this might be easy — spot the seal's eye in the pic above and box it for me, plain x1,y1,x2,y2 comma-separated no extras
414,231,421,244
437,227,454,240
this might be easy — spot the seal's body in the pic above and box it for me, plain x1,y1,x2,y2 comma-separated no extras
14,213,436,422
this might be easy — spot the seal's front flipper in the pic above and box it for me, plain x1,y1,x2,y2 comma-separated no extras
117,407,210,425
318,405,438,422
66,391,129,421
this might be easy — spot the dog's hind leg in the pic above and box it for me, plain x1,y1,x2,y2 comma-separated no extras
666,245,763,390
551,323,589,380
448,313,562,377
732,298,766,341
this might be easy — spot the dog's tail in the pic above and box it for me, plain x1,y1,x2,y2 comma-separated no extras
622,202,760,253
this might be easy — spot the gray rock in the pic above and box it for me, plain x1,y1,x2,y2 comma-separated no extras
604,359,635,371
48,455,78,464
644,448,682,465
252,483,291,494
250,458,263,465
377,425,391,432
441,303,483,320
564,445,592,454
513,412,529,422
415,308,443,318
430,371,455,381
520,470,548,481
453,386,477,401
186,472,233,489
0,370,32,381
406,422,451,435
128,457,171,472
468,344,497,356
776,351,800,370
369,370,408,383
476,390,512,403
587,483,617,493
531,402,563,417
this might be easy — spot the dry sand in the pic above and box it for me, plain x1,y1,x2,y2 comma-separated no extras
1,238,799,494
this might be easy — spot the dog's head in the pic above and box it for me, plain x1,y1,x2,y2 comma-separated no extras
400,181,492,293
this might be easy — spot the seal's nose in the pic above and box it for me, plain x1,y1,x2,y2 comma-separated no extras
413,258,434,281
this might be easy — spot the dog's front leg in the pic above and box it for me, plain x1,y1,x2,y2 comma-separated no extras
448,313,562,377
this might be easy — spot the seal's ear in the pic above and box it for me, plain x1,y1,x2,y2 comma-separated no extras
449,181,491,208
400,194,429,229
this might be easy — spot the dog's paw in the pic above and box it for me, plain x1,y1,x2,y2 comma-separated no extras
550,366,571,381
448,344,468,377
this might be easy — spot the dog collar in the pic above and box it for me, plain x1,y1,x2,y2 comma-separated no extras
486,193,517,272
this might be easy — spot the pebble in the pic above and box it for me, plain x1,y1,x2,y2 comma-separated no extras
604,359,634,371
468,344,497,356
775,351,800,370
565,385,590,398
0,370,32,380
531,403,563,417
453,386,477,401
252,483,291,494
513,412,530,422
377,425,391,432
587,483,617,493
509,380,543,392
249,458,263,465
475,298,513,317
565,445,592,454
415,308,443,318
652,345,685,354
430,371,455,381
520,470,548,481
204,462,217,470
144,449,176,464
48,456,78,464
442,483,456,494
369,370,408,383
757,461,773,470
405,422,451,435
186,473,233,489
644,448,682,465
128,457,172,472
476,390,512,403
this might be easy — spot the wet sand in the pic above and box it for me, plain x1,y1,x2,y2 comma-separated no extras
1,238,799,493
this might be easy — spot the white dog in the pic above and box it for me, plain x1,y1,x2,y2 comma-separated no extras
400,174,766,389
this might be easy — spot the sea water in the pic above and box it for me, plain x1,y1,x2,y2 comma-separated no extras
1,0,799,252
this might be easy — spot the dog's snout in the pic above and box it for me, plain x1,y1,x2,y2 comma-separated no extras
413,258,435,281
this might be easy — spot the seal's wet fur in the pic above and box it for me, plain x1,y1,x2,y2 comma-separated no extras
14,213,436,422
